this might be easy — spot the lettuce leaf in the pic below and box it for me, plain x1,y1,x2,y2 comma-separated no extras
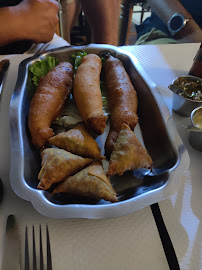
71,51,87,73
29,56,60,87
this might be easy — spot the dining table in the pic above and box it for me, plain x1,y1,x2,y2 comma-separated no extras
0,42,201,270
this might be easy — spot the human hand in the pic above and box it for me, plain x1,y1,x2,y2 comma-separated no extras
15,0,60,43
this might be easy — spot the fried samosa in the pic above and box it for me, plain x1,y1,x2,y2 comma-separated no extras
29,62,73,148
104,55,138,157
38,148,92,190
107,124,152,176
48,124,104,160
73,54,107,135
53,161,118,203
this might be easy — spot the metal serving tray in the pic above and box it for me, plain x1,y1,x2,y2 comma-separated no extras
10,44,189,219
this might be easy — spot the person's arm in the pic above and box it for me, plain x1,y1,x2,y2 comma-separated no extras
147,0,202,43
80,0,121,45
0,7,22,46
0,0,60,47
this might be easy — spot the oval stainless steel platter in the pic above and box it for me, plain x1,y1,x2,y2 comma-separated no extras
9,44,189,218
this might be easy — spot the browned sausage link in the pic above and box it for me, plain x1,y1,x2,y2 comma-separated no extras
104,55,138,157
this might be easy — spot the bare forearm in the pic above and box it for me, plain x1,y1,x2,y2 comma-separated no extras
147,0,192,21
177,29,202,43
0,7,24,46
147,0,202,42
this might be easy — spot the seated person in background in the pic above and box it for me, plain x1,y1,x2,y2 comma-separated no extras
60,0,121,46
135,0,202,45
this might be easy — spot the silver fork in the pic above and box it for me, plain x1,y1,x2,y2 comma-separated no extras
24,224,52,270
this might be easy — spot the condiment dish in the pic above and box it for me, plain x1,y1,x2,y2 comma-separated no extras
188,106,202,151
170,75,202,116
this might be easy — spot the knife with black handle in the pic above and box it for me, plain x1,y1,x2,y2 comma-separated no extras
0,59,10,97
0,178,3,203
1,215,20,270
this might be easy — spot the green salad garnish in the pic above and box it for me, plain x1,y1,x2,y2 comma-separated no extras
29,56,60,87
174,77,202,101
71,51,87,73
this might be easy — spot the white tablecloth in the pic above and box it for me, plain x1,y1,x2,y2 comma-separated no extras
0,43,201,270
122,43,202,270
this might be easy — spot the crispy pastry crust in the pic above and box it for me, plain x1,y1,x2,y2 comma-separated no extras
48,123,104,160
73,54,107,135
107,124,152,176
53,161,118,203
38,148,92,190
28,62,73,148
104,55,138,157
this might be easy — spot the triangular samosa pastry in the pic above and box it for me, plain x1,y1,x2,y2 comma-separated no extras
38,148,92,190
53,161,118,203
107,123,152,176
48,124,104,160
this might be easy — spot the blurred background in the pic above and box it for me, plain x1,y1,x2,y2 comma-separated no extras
58,0,151,46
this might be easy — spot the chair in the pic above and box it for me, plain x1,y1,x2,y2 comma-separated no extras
119,0,151,45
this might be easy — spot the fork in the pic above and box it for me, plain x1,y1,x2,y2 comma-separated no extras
24,224,52,270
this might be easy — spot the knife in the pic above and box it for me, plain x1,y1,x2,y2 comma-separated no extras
0,59,10,96
1,215,20,270
0,178,3,203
